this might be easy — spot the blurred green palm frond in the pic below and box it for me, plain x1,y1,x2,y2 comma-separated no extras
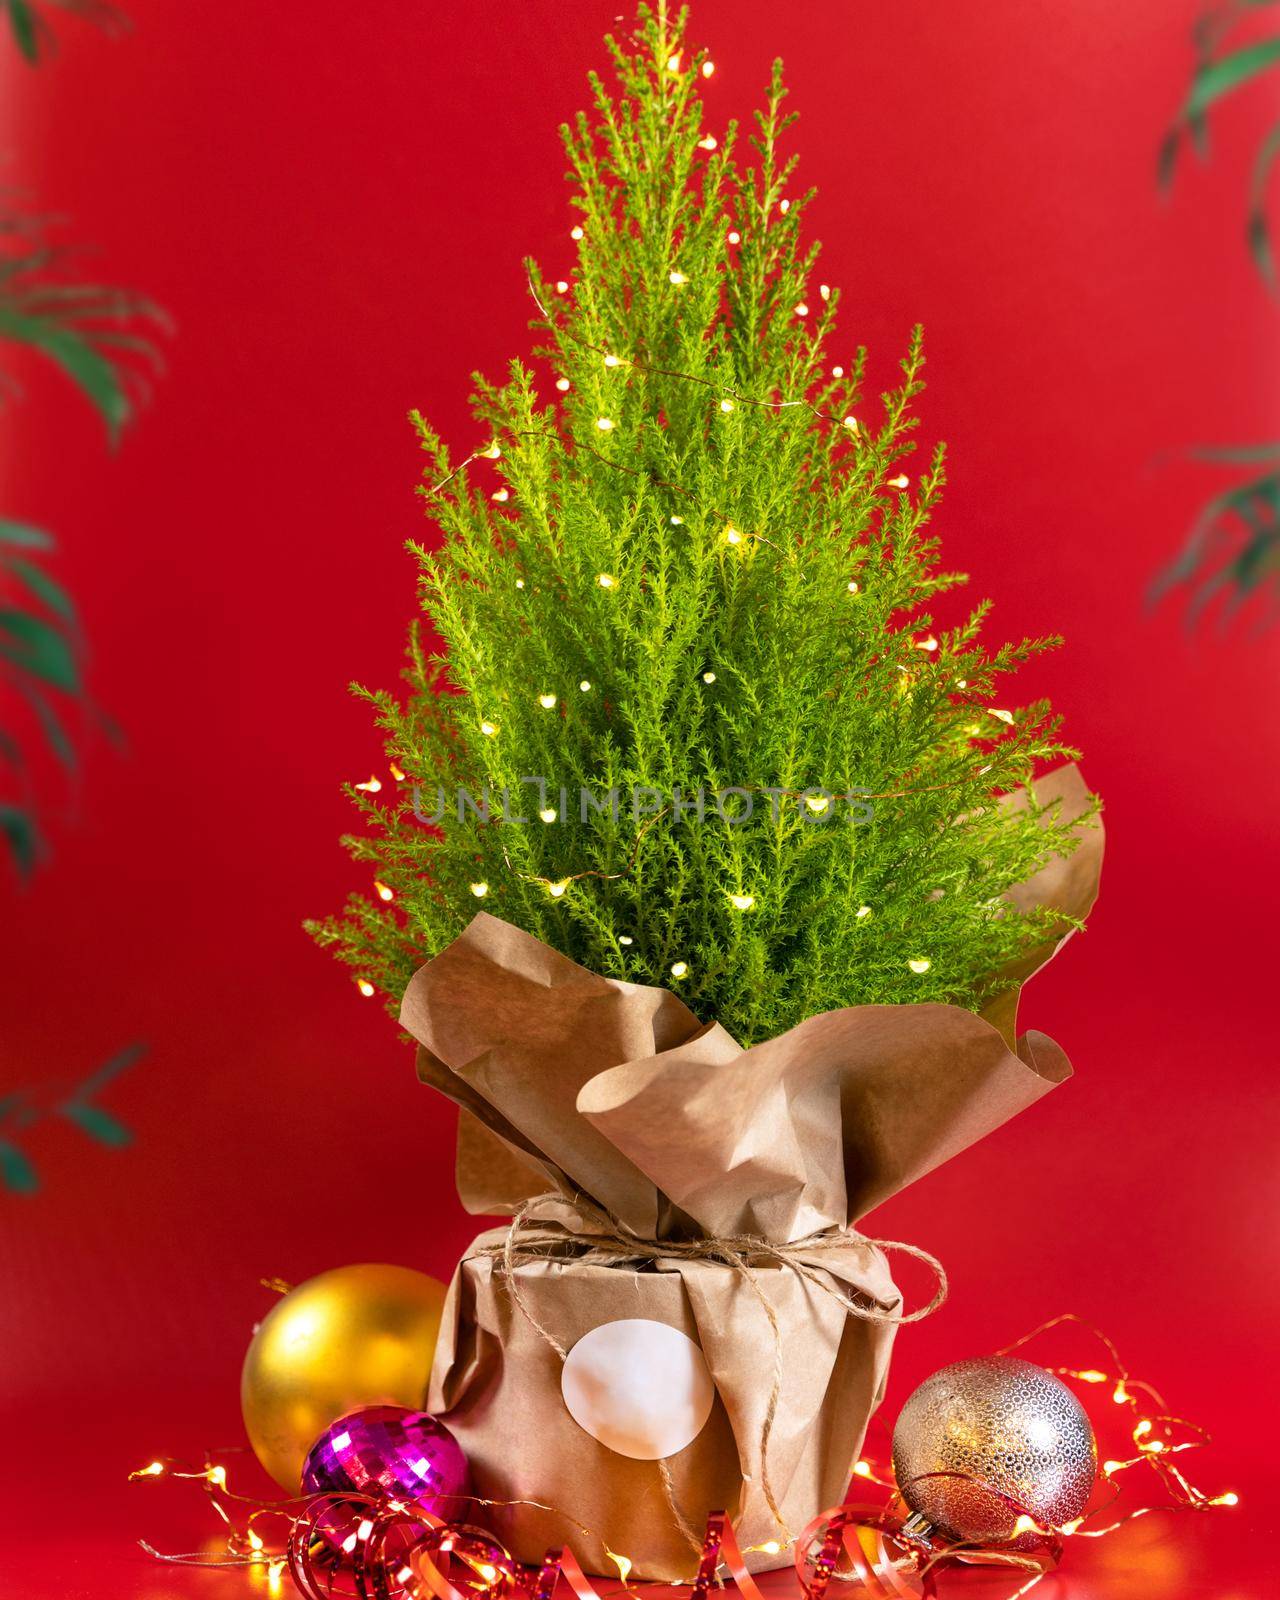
1157,6,1280,630
1160,0,1280,283
0,1040,145,1193
1151,445,1280,629
0,219,169,444
2,0,125,63
0,517,81,873
0,217,168,874
3,0,165,872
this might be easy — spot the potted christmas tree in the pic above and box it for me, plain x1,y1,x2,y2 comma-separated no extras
310,2,1102,1579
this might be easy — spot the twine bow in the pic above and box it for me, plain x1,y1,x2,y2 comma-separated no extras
479,1193,948,1559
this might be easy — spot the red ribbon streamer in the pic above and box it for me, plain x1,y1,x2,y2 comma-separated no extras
285,1496,947,1600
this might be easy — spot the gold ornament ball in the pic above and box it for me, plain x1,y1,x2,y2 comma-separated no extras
241,1263,447,1491
891,1356,1096,1545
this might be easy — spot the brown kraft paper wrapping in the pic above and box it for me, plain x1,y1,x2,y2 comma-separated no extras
402,765,1103,1580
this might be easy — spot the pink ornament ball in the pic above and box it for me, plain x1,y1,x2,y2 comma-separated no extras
302,1404,469,1518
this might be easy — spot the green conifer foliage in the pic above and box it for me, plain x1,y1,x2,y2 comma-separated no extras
309,4,1091,1046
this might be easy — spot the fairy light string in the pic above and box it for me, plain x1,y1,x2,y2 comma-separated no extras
349,754,1026,960
425,254,902,541
996,1314,1239,1529
347,45,1076,1021
401,272,1023,935
132,1313,1236,1600
519,270,857,438
347,743,1039,998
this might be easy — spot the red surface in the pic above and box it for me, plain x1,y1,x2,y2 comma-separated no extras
2,2,1278,1596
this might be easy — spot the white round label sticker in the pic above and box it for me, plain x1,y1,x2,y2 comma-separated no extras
560,1317,716,1460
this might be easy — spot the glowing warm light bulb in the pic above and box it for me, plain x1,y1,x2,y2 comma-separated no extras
955,677,967,688
1134,1419,1154,1438
670,961,688,978
374,880,394,902
702,670,716,683
666,52,681,71
842,414,858,432
852,1460,873,1477
668,269,689,286
701,59,715,77
595,416,615,431
1213,1492,1240,1507
248,1530,265,1553
820,283,831,301
207,1465,228,1489
832,364,845,378
1012,1515,1039,1538
988,707,1015,726
555,279,569,294
355,775,382,793
597,572,617,587
907,957,932,974
480,720,498,736
1102,1459,1125,1477
268,1559,286,1594
779,197,791,214
856,905,872,920
917,635,939,652
539,808,558,824
579,680,591,692
723,524,744,545
476,1564,498,1583
1061,1518,1085,1536
389,762,406,781
847,580,860,594
1112,1381,1129,1404
729,893,755,911
804,794,830,814
618,934,633,946
571,225,585,240
134,1461,166,1478
538,693,557,708
755,1541,782,1555
547,880,569,898
491,487,509,502
670,514,684,524
888,473,910,489
482,441,502,459
698,135,718,151
603,352,622,367
607,1552,633,1585
719,398,735,412
1075,1369,1107,1383
727,228,741,244
515,578,526,588
469,882,489,898
555,377,571,392
357,979,375,997
794,302,809,317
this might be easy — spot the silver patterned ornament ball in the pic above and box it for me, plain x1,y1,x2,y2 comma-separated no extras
891,1356,1096,1546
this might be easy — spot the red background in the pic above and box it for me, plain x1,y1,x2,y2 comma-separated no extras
3,2,1278,1596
